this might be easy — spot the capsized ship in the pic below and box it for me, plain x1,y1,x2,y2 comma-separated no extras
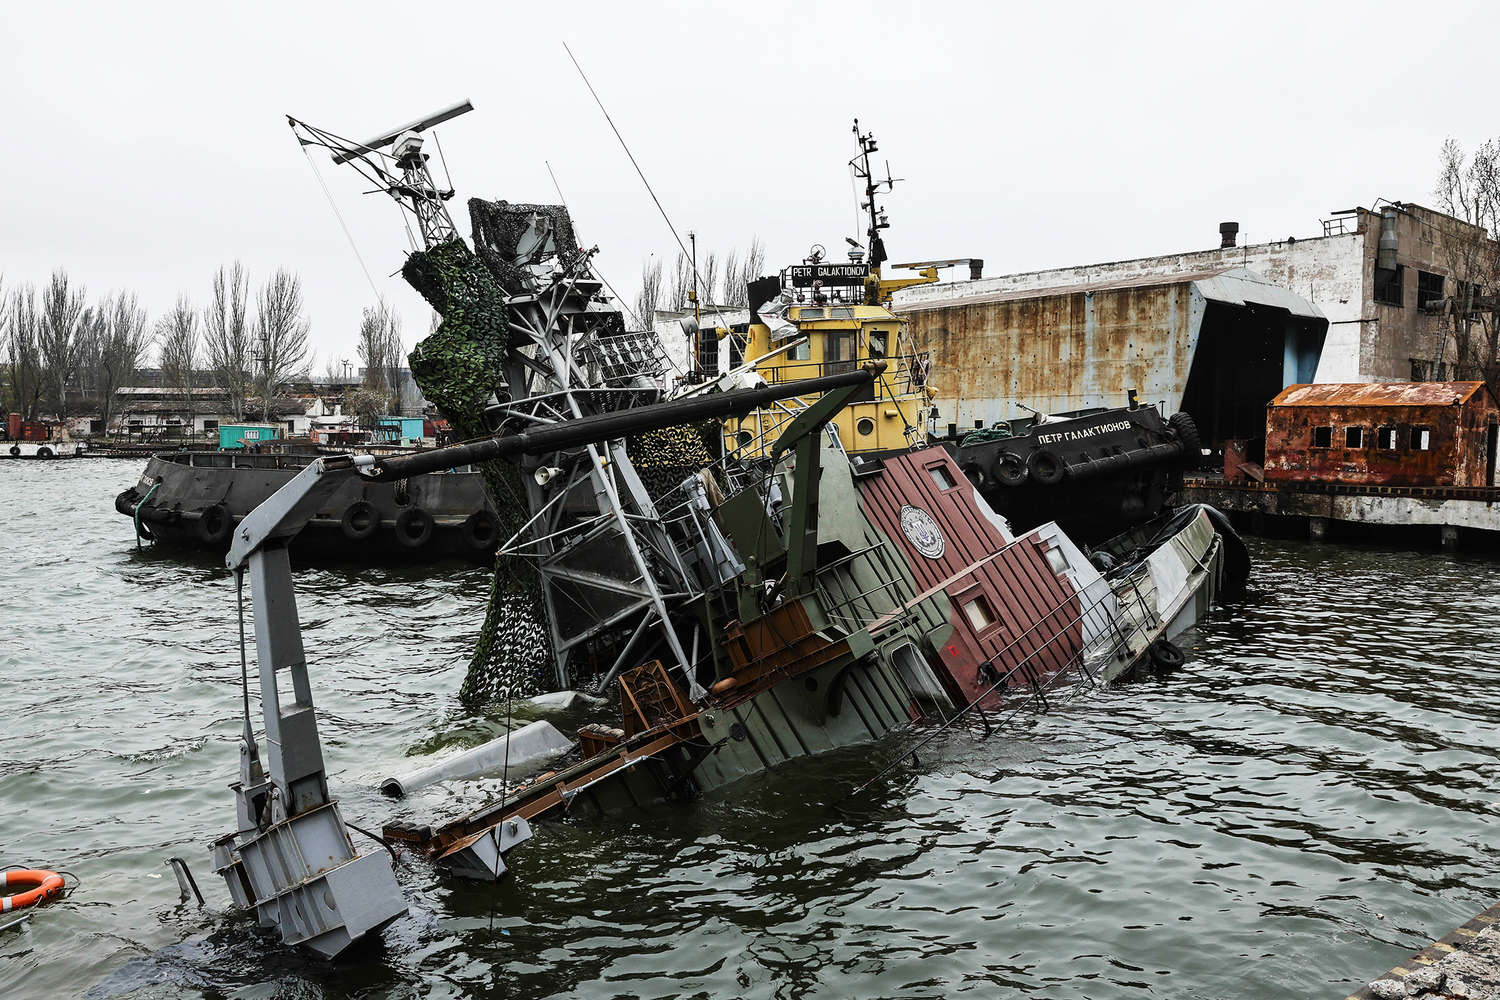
205,101,1247,957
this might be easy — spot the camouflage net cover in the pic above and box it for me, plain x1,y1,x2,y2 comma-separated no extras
403,238,554,704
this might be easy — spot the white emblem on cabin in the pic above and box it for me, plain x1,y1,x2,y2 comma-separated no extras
899,505,945,559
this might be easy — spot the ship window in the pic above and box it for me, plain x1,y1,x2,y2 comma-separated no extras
1044,545,1070,574
928,464,957,490
789,337,811,361
856,417,876,437
1311,426,1333,448
868,329,889,359
1374,264,1404,307
1412,426,1432,450
829,307,854,320
1377,426,1399,449
799,307,825,320
1417,270,1446,310
1345,426,1364,449
825,331,856,371
963,595,996,631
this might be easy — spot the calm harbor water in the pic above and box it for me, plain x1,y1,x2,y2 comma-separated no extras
2,459,1497,999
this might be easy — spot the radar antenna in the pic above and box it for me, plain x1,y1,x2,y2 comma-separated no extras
288,99,474,249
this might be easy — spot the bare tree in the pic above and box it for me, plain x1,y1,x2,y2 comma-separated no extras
635,259,663,332
356,300,404,413
158,294,200,431
698,252,718,309
1433,138,1500,398
86,292,151,434
7,285,44,420
204,263,252,422
669,252,693,311
255,269,312,420
721,248,740,306
39,269,87,418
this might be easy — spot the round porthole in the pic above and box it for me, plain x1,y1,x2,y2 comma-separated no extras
856,417,876,437
737,429,754,448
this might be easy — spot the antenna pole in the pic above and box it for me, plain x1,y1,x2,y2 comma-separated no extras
689,230,700,325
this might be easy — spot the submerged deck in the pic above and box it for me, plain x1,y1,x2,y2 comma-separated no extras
1348,901,1500,999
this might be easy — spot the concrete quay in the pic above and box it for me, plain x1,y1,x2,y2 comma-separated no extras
1347,902,1500,999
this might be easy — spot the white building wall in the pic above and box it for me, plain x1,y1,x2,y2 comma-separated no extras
895,231,1369,384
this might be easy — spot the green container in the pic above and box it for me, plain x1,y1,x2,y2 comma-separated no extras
219,424,280,449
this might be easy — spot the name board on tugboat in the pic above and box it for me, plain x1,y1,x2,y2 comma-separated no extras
786,263,870,287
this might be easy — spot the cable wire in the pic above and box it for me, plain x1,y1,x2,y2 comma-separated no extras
298,143,383,301
562,42,735,338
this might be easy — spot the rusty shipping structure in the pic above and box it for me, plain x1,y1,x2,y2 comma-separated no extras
1263,381,1500,488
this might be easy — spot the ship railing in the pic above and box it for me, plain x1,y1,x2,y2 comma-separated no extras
844,580,1163,800
756,353,928,396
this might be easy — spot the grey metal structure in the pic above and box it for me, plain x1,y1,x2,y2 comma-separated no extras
211,454,410,957
291,104,734,697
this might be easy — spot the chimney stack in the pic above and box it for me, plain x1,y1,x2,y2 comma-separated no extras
1219,222,1239,249
968,258,984,281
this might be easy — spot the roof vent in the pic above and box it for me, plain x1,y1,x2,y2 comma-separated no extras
1219,222,1239,249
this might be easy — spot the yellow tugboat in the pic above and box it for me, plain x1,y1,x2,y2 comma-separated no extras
711,121,966,459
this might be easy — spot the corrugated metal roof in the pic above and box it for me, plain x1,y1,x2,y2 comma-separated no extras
1270,382,1486,407
897,266,1324,320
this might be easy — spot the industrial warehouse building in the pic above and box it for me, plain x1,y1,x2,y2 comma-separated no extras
894,202,1492,448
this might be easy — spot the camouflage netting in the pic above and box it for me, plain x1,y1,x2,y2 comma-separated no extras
469,199,584,294
403,238,554,705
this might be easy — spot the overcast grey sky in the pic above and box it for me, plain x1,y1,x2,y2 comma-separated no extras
4,1,1497,369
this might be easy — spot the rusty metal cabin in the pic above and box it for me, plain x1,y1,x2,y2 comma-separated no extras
1263,381,1500,487
897,267,1327,449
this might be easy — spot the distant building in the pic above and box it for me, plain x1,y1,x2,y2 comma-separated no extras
894,202,1496,447
110,386,346,439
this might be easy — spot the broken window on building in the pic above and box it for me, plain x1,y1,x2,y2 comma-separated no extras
1412,426,1432,450
1374,264,1404,306
1345,426,1364,449
963,594,996,631
1417,270,1446,311
696,326,719,376
1311,426,1333,448
1378,426,1399,449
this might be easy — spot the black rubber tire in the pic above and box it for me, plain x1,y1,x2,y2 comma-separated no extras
36,446,54,459
394,506,433,549
340,500,380,541
195,503,233,546
959,460,988,489
463,509,499,551
1169,411,1203,469
8,445,18,457
993,450,1028,487
1027,448,1066,487
1148,638,1186,670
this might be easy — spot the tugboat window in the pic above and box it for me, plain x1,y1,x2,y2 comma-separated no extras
928,464,957,490
963,595,996,630
1378,426,1399,449
825,331,856,374
856,417,876,437
1345,426,1364,449
868,330,889,359
1412,426,1432,450
1311,426,1333,448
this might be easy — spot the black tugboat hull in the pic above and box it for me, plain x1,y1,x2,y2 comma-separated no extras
115,451,499,562
945,404,1200,544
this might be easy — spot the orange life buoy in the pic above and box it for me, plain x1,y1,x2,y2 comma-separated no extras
0,869,64,912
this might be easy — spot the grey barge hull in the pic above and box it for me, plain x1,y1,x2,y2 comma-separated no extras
115,450,499,561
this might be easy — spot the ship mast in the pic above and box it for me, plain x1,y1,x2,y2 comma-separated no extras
850,119,897,305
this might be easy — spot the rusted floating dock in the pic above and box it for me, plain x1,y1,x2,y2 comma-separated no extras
1347,902,1500,999
1181,476,1500,550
